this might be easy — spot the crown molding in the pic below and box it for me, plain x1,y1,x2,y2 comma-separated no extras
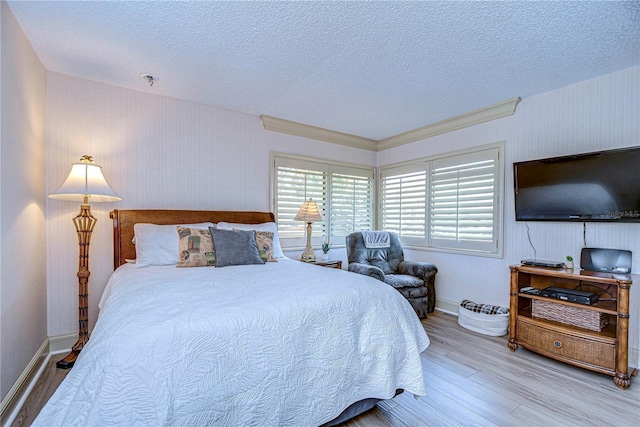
260,115,378,151
377,97,522,150
260,97,521,152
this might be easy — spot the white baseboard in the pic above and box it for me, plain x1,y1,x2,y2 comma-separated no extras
48,333,78,354
0,333,76,427
435,297,459,315
0,338,49,426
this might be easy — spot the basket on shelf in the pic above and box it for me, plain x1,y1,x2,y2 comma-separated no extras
532,299,608,332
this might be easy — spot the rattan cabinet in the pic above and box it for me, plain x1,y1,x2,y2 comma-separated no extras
508,265,635,389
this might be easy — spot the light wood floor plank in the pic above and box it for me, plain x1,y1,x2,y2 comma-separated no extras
419,363,522,425
393,391,465,427
347,312,639,427
463,348,637,426
10,354,67,427
415,385,500,427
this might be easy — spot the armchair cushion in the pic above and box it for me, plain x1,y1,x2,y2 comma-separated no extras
398,260,437,280
384,274,424,289
347,262,384,282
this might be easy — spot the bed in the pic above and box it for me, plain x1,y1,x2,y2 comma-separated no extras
34,209,429,426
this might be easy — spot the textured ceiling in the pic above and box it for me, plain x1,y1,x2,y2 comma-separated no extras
6,1,640,140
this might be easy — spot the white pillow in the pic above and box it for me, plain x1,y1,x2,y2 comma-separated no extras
215,221,285,258
134,222,214,268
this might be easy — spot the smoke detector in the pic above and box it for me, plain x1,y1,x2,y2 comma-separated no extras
141,73,159,87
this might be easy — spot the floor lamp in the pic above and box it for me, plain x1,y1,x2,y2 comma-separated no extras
295,198,322,262
49,155,121,369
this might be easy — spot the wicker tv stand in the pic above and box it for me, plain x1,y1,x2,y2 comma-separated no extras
508,265,636,389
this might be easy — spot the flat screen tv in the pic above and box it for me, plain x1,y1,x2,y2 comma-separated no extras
514,146,640,222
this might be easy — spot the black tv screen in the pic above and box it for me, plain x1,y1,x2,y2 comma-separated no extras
514,146,640,222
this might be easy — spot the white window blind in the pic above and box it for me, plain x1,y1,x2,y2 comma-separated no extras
381,166,427,246
429,149,499,253
274,158,327,241
330,169,374,240
273,155,374,249
379,143,503,257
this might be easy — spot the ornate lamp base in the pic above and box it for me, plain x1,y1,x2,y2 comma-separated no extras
57,199,95,370
299,221,317,263
300,247,317,263
56,348,81,370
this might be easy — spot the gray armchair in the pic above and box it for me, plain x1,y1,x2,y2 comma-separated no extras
346,231,437,318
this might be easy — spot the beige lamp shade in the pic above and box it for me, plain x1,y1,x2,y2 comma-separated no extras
49,156,121,203
294,198,322,222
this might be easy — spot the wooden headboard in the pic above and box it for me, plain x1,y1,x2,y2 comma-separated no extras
110,209,276,269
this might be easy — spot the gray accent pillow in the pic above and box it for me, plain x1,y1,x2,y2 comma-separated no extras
209,227,264,267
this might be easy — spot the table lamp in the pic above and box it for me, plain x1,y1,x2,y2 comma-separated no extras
294,198,322,262
49,155,121,369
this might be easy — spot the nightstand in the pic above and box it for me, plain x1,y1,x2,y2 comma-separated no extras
312,260,342,269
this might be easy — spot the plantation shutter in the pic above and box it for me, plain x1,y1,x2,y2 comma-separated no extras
273,155,375,250
330,166,374,241
274,157,327,247
429,148,499,252
380,165,427,246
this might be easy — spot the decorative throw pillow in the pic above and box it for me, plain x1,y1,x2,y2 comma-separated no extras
215,222,285,258
234,229,277,262
176,226,216,267
133,222,214,267
209,227,264,267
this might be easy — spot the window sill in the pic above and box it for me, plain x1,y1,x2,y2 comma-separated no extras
402,244,503,259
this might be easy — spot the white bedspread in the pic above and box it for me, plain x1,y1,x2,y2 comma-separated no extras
34,259,429,426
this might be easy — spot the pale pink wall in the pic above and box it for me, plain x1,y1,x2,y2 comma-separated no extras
0,1,48,400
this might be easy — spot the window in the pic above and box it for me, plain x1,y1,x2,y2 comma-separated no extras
380,165,427,247
379,143,504,257
272,154,374,249
330,170,374,240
